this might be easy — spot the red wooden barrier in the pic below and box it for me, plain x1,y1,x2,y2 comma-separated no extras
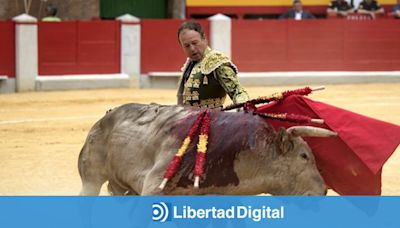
0,21,15,78
38,20,120,75
232,19,400,72
5,19,400,78
140,19,210,73
343,20,400,70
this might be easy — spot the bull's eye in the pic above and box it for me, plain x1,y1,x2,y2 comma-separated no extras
300,153,309,160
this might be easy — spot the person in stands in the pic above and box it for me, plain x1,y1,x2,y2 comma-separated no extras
390,0,400,18
327,0,354,17
42,4,61,22
279,0,316,20
349,0,363,10
357,0,384,18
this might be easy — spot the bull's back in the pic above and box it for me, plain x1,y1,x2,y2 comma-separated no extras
100,104,194,186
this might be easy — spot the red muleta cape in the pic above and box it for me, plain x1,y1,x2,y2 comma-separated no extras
258,95,400,195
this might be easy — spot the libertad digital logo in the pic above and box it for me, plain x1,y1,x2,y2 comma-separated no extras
151,202,284,223
152,202,171,222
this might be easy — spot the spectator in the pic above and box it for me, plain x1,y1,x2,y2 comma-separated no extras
327,0,354,17
279,0,316,20
349,0,363,10
390,0,400,18
42,5,61,22
357,0,384,18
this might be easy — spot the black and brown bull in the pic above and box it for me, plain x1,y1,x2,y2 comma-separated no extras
78,103,336,196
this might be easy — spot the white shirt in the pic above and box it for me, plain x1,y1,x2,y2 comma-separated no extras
295,11,302,20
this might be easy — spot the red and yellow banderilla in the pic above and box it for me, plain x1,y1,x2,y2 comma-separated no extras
159,109,211,190
222,86,325,111
193,109,211,188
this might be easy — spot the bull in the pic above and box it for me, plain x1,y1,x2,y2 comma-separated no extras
78,103,336,196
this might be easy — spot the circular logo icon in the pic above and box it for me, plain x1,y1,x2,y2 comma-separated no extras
152,202,169,222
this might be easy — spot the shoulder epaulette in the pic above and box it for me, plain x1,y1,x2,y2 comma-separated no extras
200,50,238,75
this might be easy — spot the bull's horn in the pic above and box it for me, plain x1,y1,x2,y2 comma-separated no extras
287,126,337,137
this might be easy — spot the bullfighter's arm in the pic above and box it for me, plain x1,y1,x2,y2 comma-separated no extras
215,64,249,104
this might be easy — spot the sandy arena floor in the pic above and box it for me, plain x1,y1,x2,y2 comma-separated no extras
0,83,399,195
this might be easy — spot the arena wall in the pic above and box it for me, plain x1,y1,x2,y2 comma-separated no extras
231,19,400,72
0,21,15,78
0,20,15,93
140,18,400,73
1,15,400,93
38,21,120,75
140,19,210,73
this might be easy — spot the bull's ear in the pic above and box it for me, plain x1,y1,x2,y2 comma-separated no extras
276,128,294,155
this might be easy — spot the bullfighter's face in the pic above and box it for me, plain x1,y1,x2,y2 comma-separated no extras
179,29,208,62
